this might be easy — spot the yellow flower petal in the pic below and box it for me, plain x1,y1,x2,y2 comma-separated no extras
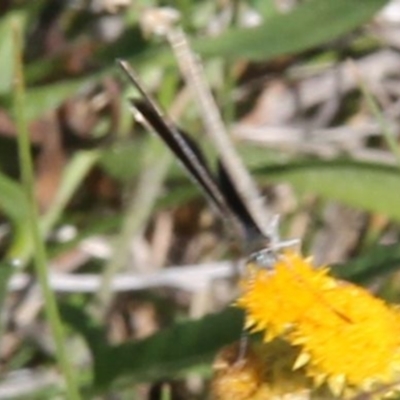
294,352,311,370
291,281,400,388
235,251,400,392
327,374,346,397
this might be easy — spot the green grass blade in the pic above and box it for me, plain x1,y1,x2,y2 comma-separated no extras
256,160,400,221
332,243,400,284
40,150,101,236
12,23,81,400
95,308,242,389
196,0,388,60
0,172,32,258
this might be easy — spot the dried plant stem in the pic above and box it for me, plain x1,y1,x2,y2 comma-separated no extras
167,27,272,237
12,24,81,400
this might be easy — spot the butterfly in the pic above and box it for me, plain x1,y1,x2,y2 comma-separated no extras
117,61,354,368
117,59,297,269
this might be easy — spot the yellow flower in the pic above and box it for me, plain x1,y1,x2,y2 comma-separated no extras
211,342,265,400
235,251,400,394
211,341,336,400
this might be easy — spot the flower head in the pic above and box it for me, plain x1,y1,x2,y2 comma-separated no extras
235,251,400,395
211,342,265,400
211,341,336,400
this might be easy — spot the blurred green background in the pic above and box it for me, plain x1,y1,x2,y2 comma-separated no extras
1,0,400,398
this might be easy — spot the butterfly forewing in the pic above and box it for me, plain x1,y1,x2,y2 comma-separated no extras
119,59,269,250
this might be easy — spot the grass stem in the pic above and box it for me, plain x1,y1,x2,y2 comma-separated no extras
12,23,81,400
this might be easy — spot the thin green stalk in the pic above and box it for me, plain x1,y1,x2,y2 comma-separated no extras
92,137,172,321
40,150,100,235
355,64,400,167
12,24,81,400
221,0,241,125
160,383,172,400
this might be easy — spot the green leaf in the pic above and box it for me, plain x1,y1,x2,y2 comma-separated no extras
195,0,388,60
1,70,104,123
61,304,242,390
256,160,400,221
100,141,143,182
40,150,101,236
59,302,108,367
94,308,243,389
23,78,90,122
0,172,31,258
332,244,400,284
103,144,400,223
